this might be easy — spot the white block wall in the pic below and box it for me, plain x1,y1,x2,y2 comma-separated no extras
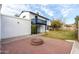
0,14,1,40
1,14,31,39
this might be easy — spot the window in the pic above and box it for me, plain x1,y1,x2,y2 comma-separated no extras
37,19,46,24
31,18,46,25
23,16,26,18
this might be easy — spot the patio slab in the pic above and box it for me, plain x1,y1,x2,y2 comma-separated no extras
1,35,73,54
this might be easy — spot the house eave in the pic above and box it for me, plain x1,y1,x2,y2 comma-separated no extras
19,11,50,20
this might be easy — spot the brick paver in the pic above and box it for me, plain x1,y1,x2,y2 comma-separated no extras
1,35,73,54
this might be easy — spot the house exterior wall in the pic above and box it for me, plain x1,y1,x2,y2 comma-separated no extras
30,13,36,19
20,12,47,33
1,14,31,39
40,25,46,32
46,20,51,32
47,20,51,26
37,25,46,33
30,13,46,33
19,12,31,20
38,16,46,21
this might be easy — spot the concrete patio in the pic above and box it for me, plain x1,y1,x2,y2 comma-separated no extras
0,35,73,54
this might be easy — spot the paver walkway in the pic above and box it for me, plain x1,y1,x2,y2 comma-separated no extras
1,35,73,54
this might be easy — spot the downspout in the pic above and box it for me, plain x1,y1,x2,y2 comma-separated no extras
77,21,79,41
45,21,47,32
35,15,38,34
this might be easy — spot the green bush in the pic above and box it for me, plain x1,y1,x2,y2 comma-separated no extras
31,24,37,34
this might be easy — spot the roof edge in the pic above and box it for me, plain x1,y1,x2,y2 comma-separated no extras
19,11,50,20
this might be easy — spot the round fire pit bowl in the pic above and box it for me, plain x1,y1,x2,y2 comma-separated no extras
31,38,44,46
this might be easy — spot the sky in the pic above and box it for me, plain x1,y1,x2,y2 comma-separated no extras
1,4,79,24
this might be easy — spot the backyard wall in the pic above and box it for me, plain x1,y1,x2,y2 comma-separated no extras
0,4,2,40
1,14,31,39
0,14,1,41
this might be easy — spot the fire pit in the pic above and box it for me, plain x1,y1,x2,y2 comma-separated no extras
31,38,44,46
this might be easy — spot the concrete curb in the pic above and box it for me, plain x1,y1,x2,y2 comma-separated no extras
70,41,79,54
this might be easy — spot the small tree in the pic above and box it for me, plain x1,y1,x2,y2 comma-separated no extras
75,16,79,38
75,16,79,28
51,19,62,30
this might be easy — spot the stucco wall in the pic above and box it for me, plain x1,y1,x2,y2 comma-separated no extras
40,25,46,32
20,12,46,21
19,12,31,20
30,13,46,33
37,25,46,33
20,12,47,33
1,14,31,39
